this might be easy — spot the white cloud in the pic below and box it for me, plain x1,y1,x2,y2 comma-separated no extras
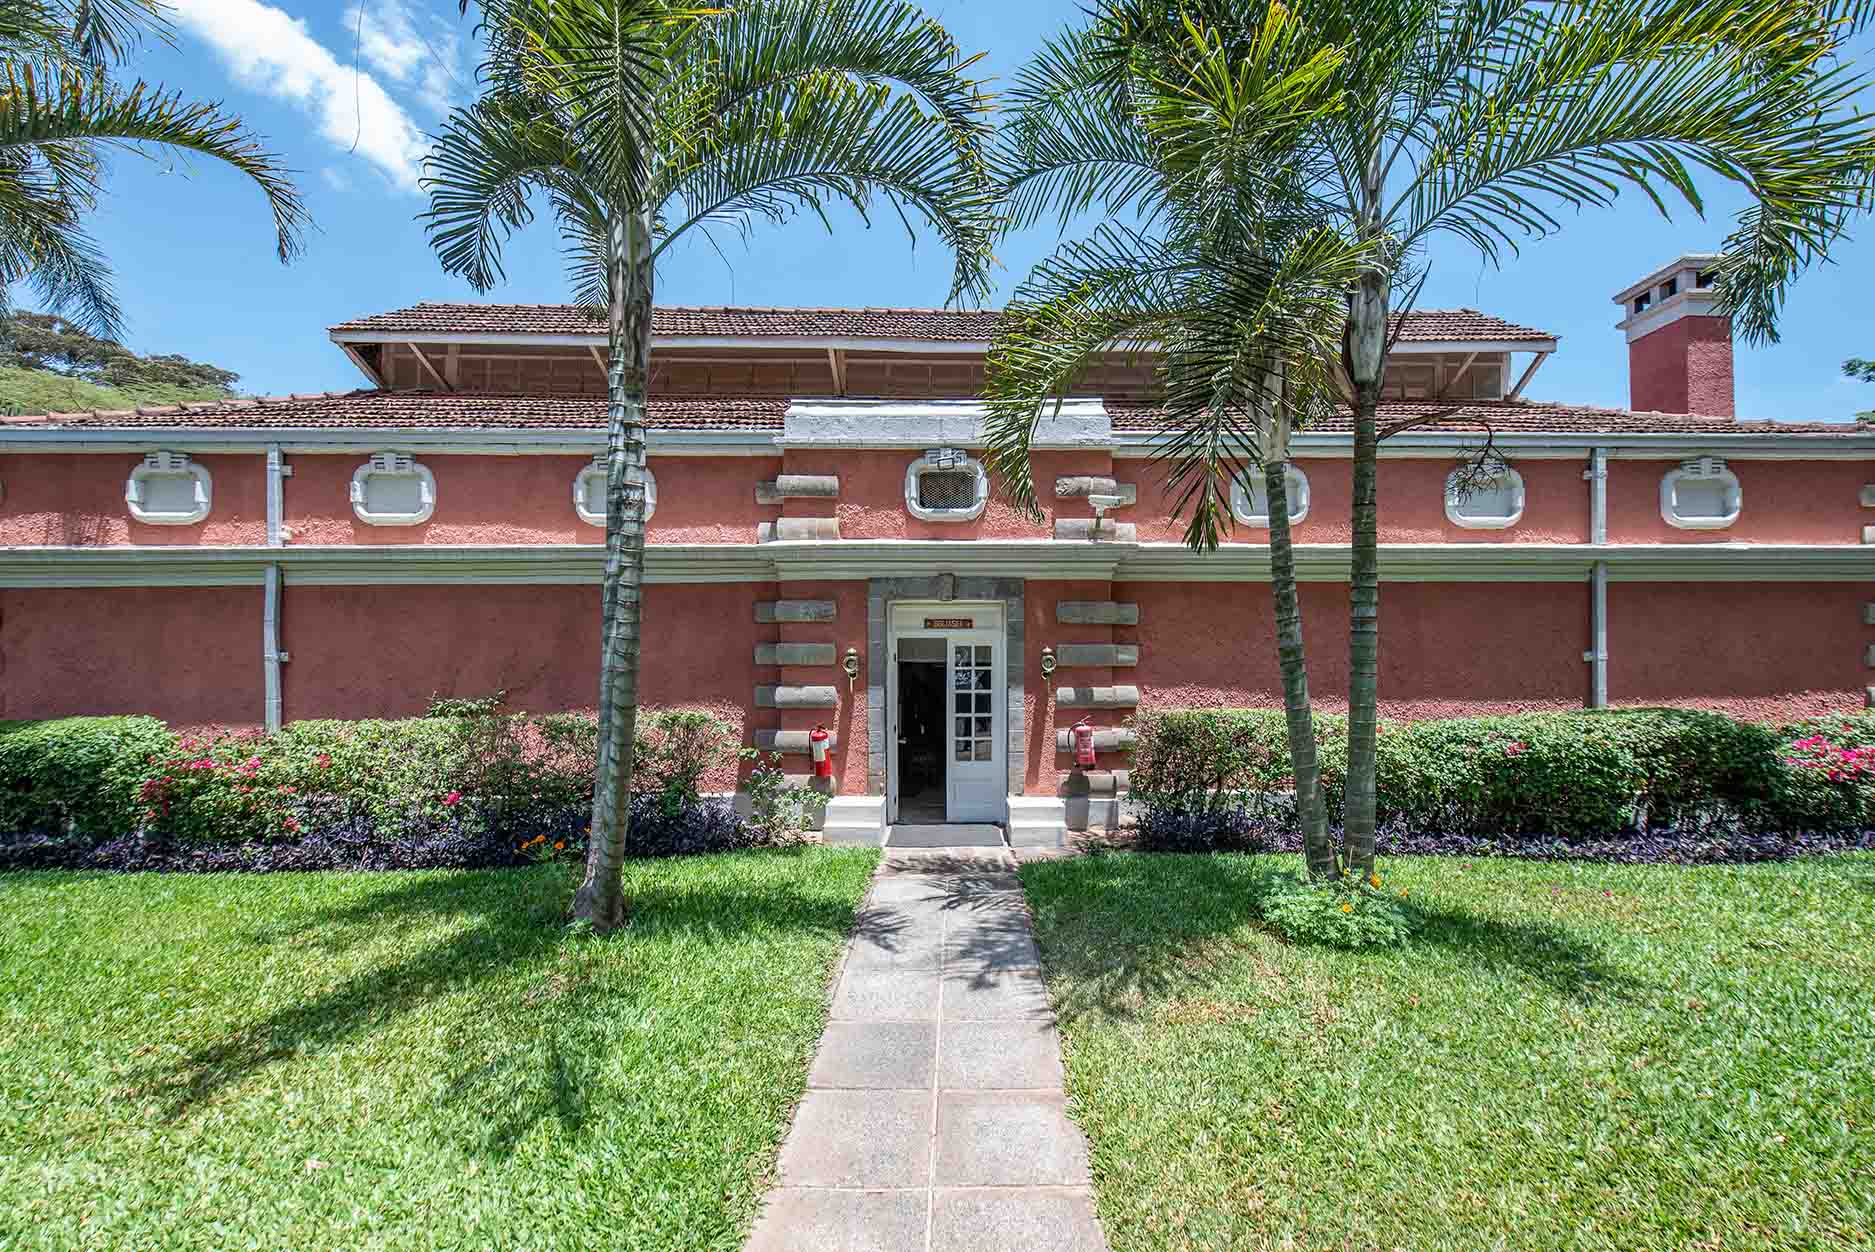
167,0,431,193
320,165,353,191
345,0,464,116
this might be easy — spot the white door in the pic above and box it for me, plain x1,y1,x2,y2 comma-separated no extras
946,636,1002,822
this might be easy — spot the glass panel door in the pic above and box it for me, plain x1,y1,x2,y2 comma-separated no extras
945,638,1001,821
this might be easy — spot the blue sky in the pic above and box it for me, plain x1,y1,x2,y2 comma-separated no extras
59,0,1875,421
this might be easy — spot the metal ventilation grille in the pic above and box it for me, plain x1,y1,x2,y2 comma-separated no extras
917,470,978,512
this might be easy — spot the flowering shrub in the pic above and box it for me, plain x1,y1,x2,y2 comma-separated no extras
137,729,300,844
1258,867,1417,949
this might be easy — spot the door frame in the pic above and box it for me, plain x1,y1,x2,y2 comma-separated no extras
886,599,1006,824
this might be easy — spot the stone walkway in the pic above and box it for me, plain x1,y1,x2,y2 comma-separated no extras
745,843,1108,1252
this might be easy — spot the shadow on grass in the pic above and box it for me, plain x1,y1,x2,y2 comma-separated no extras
1022,851,1648,1025
128,860,865,1145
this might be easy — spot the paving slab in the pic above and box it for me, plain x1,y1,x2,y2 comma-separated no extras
832,969,941,1022
809,1021,936,1090
746,838,1105,1251
929,1188,1107,1252
746,1189,929,1252
934,1090,1092,1187
774,1089,931,1188
937,1021,1064,1090
888,823,1005,847
940,967,1056,1021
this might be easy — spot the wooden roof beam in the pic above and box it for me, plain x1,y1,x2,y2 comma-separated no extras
406,342,452,391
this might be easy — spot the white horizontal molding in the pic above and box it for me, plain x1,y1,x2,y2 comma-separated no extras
331,330,999,354
781,398,1110,449
1114,430,1875,460
0,426,782,457
1,541,1869,588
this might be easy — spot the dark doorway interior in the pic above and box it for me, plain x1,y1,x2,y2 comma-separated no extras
896,654,947,822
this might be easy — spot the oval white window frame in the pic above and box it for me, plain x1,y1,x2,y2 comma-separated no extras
904,448,988,522
574,458,658,526
1444,464,1525,529
1229,464,1310,527
125,451,212,525
1660,457,1741,530
350,453,436,526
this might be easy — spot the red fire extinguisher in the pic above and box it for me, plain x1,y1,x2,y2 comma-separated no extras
1071,717,1097,768
809,725,833,779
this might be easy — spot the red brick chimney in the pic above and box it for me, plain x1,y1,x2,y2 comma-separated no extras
1613,254,1734,416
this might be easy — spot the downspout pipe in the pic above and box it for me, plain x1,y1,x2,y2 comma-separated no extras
264,445,289,732
1585,447,1608,708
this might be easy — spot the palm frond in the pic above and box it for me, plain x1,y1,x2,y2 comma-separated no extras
653,73,994,304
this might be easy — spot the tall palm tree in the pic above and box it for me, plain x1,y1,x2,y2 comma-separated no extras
423,0,993,930
983,5,1369,879
0,0,307,338
1101,0,1875,876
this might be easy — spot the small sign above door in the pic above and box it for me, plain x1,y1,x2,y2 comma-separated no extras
923,617,975,629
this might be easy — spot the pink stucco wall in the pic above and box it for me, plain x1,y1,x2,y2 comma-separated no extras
762,578,871,793
1123,580,1592,722
0,452,266,546
1606,460,1867,545
780,448,1110,540
1607,582,1866,720
0,586,262,723
282,581,771,790
1129,456,1591,545
1024,579,1128,794
282,453,779,546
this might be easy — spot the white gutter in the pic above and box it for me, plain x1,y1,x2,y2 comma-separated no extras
3,541,1870,588
0,426,782,456
263,444,290,731
1117,429,1875,459
1585,446,1609,708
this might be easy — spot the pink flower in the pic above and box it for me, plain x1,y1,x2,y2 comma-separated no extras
443,791,462,806
1505,742,1527,757
315,754,332,768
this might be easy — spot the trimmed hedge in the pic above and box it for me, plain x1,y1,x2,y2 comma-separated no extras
0,708,769,869
1130,706,1875,844
0,717,174,837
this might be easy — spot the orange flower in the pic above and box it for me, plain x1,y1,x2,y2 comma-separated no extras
553,841,565,850
1341,901,1353,913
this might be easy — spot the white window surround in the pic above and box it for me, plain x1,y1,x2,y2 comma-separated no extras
1229,464,1309,527
125,451,211,525
1660,456,1741,530
350,453,436,526
904,447,988,522
1444,463,1525,529
574,457,658,526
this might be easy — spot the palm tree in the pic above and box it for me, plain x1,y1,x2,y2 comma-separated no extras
423,0,993,930
0,0,307,338
1100,0,1875,876
983,5,1368,879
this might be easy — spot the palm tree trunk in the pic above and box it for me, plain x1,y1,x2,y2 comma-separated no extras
574,206,654,932
1343,269,1389,878
1263,457,1334,878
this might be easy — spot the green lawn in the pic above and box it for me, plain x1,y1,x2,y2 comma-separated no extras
0,849,877,1251
1020,851,1875,1252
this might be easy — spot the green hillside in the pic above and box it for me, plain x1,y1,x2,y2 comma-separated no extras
0,366,232,415
0,313,239,416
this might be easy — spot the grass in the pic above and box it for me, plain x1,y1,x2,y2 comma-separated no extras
1020,851,1875,1252
0,365,232,415
0,848,878,1251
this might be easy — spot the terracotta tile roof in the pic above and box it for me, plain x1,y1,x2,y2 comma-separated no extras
1109,399,1863,437
10,390,786,431
7,390,1861,437
329,303,1554,345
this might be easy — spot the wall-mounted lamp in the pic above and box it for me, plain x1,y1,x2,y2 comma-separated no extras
1039,646,1056,692
843,647,861,691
